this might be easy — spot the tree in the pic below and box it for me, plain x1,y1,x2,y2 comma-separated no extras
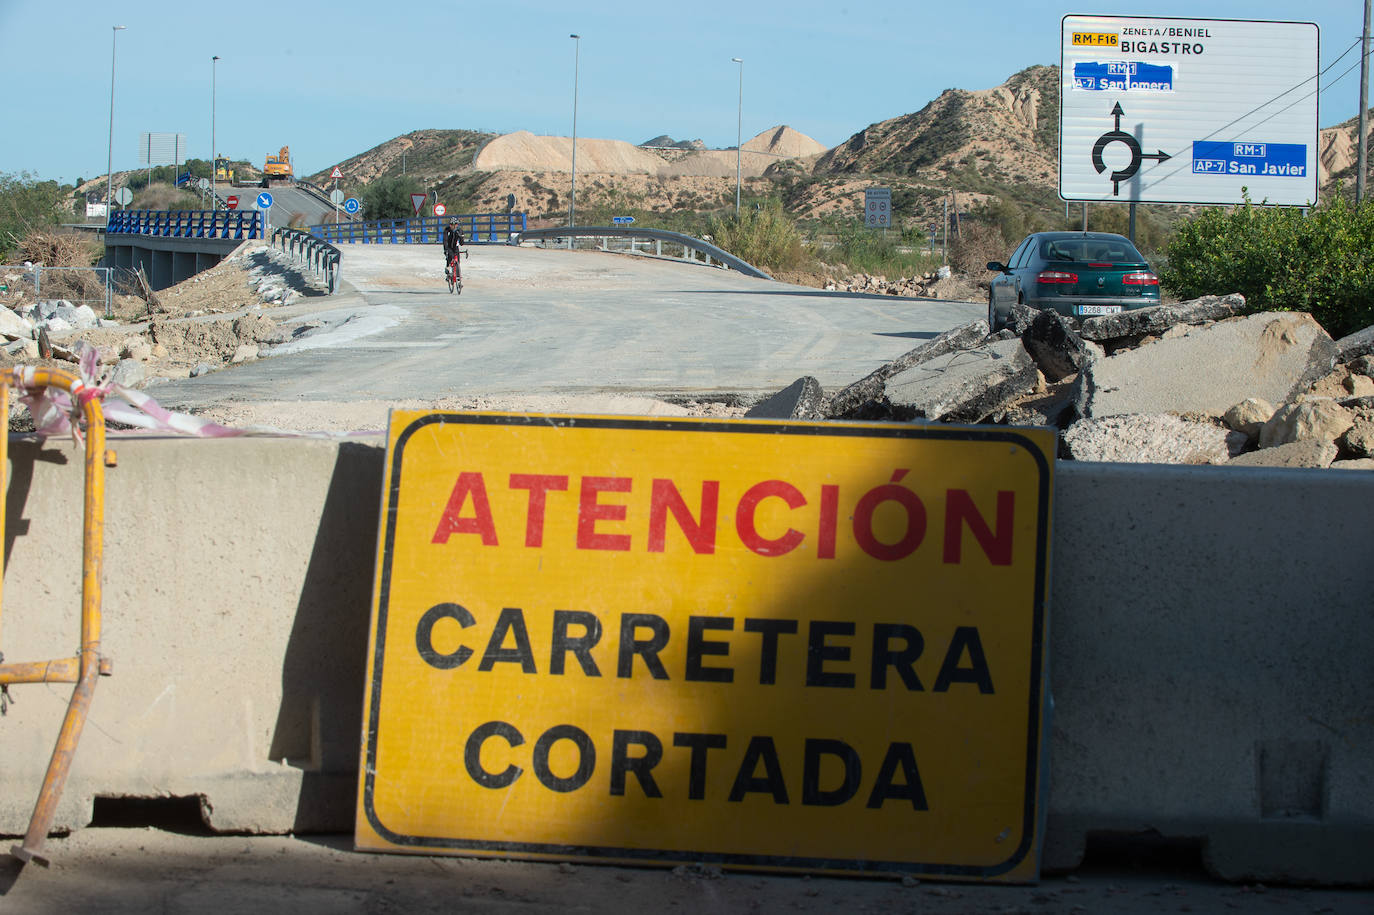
363,176,426,221
0,172,70,262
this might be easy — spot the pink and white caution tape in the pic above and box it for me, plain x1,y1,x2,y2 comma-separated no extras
16,346,247,442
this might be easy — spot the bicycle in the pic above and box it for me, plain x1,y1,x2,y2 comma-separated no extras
445,249,464,294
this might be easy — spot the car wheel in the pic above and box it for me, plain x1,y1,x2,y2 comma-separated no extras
987,292,1003,332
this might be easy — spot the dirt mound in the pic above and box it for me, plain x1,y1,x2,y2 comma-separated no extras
742,126,827,158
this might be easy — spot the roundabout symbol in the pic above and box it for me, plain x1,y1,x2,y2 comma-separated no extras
1092,103,1171,196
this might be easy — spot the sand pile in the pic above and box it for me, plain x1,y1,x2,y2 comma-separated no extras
474,131,664,174
742,126,827,158
474,126,826,178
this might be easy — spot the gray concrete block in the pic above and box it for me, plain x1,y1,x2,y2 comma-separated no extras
1227,438,1338,468
1061,413,1244,464
744,376,826,420
885,337,1040,422
1021,310,1097,383
1075,312,1338,419
4,440,1372,884
826,320,988,418
1077,293,1246,344
1334,323,1374,363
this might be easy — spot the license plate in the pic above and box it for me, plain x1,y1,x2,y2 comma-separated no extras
1077,304,1122,316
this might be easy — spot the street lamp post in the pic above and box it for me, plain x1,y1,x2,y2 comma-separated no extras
569,34,581,229
106,25,127,223
211,55,220,208
732,58,743,218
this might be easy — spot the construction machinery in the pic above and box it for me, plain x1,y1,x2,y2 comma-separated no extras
214,156,234,183
262,146,293,187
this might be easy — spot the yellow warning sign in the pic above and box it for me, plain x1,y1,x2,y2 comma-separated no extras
357,412,1055,881
1072,31,1119,47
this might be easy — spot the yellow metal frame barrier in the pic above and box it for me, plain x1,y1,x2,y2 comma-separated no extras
0,366,115,867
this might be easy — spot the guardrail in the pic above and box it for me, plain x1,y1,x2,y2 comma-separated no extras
106,209,263,240
515,226,772,280
270,227,341,294
310,212,527,245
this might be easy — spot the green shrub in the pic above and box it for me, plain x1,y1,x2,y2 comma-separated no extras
815,220,936,277
707,203,804,272
1161,193,1374,338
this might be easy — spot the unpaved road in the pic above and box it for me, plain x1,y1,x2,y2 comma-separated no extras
3,828,1371,914
144,244,982,431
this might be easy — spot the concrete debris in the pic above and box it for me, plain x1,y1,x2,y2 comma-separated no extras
885,337,1040,423
231,343,260,364
1259,399,1354,449
1222,398,1275,443
1076,293,1246,346
1227,438,1338,469
1021,309,1099,383
813,294,1374,469
1062,413,1245,464
110,359,147,389
1075,312,1337,420
190,362,216,378
826,321,989,418
1332,457,1374,470
744,376,826,420
1334,324,1374,363
1339,406,1374,457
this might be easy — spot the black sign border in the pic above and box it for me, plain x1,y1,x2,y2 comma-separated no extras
361,413,1053,878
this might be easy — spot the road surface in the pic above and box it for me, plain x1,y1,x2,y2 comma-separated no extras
150,243,982,419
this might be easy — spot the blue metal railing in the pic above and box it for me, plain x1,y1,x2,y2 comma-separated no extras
310,212,527,245
106,209,263,240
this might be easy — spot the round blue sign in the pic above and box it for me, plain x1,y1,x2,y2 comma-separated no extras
257,191,274,209
343,197,361,215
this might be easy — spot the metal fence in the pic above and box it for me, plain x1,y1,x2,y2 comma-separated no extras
0,265,113,317
106,209,263,240
270,227,341,294
310,212,527,245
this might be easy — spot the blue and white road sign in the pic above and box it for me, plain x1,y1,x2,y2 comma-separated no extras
343,197,361,215
1191,141,1307,178
1072,60,1174,93
612,216,635,225
257,191,274,210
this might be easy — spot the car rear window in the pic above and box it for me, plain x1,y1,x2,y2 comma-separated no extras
1040,238,1144,263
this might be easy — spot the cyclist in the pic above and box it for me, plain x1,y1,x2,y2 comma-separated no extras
442,218,465,291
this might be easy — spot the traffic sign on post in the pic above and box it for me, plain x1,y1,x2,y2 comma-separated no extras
330,166,344,180
330,189,345,205
1059,16,1319,206
612,215,635,225
356,412,1056,882
411,193,427,216
864,187,891,228
257,191,274,210
226,195,239,210
433,204,447,217
344,197,361,215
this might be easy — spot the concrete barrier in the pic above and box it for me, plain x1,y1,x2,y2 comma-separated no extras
2,436,1370,882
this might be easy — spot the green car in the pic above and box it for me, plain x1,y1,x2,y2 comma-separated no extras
986,231,1160,331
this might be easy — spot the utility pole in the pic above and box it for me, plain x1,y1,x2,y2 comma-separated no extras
1359,0,1371,204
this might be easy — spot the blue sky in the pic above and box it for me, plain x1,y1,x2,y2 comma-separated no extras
0,0,1365,184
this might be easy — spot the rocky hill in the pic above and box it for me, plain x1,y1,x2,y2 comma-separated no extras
301,65,1366,225
304,129,495,186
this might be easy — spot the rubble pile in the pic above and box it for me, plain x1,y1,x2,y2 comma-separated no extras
824,266,963,299
747,293,1374,469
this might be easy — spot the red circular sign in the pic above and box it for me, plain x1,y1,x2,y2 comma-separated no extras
226,195,239,210
434,204,447,217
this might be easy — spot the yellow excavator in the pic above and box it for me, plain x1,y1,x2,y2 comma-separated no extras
262,146,293,186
